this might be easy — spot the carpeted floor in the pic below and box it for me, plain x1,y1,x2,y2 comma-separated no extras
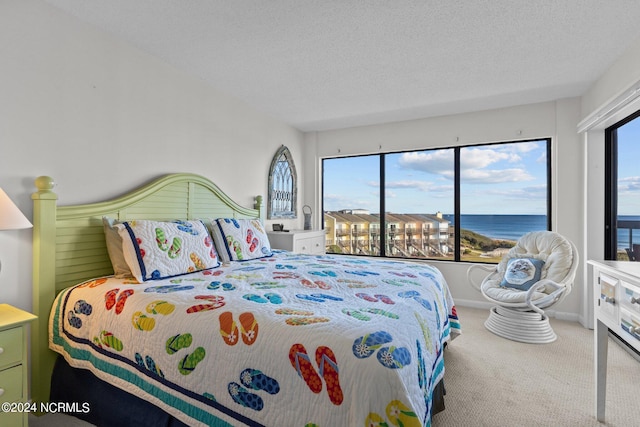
30,306,639,427
432,306,639,427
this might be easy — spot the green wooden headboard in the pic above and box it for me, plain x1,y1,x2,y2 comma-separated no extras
31,173,263,405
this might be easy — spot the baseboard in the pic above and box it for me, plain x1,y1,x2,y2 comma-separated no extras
455,299,582,324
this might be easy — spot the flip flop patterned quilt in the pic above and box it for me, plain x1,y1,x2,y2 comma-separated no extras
50,251,461,427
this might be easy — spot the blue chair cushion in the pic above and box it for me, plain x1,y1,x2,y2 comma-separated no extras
500,258,545,291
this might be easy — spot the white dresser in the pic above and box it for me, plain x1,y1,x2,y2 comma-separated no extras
588,260,640,422
267,230,326,255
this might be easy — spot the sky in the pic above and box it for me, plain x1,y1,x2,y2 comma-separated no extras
617,116,640,216
323,139,550,215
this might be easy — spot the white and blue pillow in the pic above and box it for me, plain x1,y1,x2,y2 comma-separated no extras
500,257,545,291
116,219,220,282
210,218,272,263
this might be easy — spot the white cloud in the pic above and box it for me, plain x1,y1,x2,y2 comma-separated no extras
619,176,640,192
461,167,534,183
397,144,540,185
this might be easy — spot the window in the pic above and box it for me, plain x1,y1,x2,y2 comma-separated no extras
268,145,297,219
322,139,551,262
605,110,640,261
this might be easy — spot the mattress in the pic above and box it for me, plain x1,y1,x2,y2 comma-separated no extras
50,251,460,426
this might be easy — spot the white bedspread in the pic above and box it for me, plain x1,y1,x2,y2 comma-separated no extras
50,251,460,426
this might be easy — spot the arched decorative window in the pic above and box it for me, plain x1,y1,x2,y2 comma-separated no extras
268,145,297,219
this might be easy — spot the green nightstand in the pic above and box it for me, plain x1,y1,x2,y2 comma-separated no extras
0,304,37,427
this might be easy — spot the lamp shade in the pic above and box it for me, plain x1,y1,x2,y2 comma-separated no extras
0,188,32,230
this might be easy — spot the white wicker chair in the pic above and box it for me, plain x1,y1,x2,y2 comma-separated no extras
467,231,578,344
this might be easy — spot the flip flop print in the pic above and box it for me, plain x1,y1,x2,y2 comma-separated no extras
382,278,421,287
239,368,280,395
67,300,93,329
273,271,299,279
397,290,432,311
226,236,243,260
386,400,421,427
207,281,236,291
77,277,108,288
355,293,378,302
186,295,226,313
97,330,123,351
154,227,183,258
363,308,399,319
228,382,264,411
239,312,259,345
250,281,286,290
203,269,224,276
104,289,134,314
228,368,279,412
190,253,207,270
174,220,199,235
300,279,331,290
366,400,421,427
144,284,195,293
250,220,264,233
342,308,371,321
166,333,193,354
243,293,282,304
309,270,337,277
204,235,216,258
219,312,239,345
224,218,240,228
377,346,412,369
163,329,206,376
179,347,206,375
135,353,164,378
316,346,343,405
352,331,393,359
246,229,259,252
296,293,344,303
389,271,417,278
132,311,156,331
289,344,323,394
155,227,169,251
276,308,330,326
345,270,379,277
132,300,176,331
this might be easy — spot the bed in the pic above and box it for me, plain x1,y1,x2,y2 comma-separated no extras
31,173,460,427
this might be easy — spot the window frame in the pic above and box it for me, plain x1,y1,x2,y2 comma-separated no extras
604,108,640,260
322,137,552,262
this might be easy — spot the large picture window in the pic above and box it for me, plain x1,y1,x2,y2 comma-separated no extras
323,139,551,262
605,109,640,261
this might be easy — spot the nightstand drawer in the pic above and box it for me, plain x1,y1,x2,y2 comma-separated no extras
297,236,325,254
0,327,22,368
0,365,23,403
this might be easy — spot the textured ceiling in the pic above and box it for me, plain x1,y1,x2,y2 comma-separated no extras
42,1,640,131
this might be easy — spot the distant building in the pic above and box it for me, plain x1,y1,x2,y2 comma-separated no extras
323,210,450,257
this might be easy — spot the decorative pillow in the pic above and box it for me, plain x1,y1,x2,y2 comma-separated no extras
500,258,545,291
210,218,272,262
116,219,219,282
102,217,132,278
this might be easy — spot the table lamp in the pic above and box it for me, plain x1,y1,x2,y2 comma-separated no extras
0,188,32,274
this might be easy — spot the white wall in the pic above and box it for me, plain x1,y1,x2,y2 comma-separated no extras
304,99,586,322
580,36,640,328
0,0,304,312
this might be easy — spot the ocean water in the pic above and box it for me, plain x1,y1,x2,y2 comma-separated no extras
443,214,640,249
617,215,640,249
443,214,547,241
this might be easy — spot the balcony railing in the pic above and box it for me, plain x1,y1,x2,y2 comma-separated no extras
618,219,640,261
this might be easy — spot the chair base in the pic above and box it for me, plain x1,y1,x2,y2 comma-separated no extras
484,306,557,344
